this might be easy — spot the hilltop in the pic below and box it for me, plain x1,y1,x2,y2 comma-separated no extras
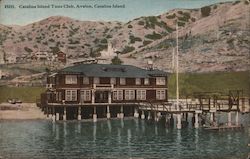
0,0,249,72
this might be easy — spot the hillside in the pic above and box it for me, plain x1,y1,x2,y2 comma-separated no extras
0,0,249,72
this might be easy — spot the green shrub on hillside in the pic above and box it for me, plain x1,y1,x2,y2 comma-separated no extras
24,47,33,53
145,31,162,40
166,13,176,19
100,38,108,43
177,21,185,27
121,46,135,54
143,40,153,46
129,35,142,44
128,24,133,28
201,6,211,17
111,56,123,65
138,21,145,25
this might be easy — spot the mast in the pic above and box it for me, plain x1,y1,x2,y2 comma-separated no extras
176,23,179,111
176,22,182,129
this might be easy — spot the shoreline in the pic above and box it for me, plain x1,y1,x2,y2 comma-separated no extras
0,102,47,120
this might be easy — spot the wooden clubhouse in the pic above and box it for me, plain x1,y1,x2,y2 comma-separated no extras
40,63,168,121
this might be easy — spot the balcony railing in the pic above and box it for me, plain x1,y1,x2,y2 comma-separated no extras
93,84,114,90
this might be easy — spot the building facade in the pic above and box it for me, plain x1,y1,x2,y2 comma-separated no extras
41,63,168,120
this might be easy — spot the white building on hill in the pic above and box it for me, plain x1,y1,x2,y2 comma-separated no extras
100,42,116,58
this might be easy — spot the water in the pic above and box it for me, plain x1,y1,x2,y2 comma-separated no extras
0,114,249,159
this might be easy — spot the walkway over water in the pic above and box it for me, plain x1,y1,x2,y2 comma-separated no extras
138,98,250,113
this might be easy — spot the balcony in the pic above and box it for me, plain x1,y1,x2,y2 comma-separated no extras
93,84,114,90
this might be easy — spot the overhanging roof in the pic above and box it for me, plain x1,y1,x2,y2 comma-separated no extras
59,64,168,78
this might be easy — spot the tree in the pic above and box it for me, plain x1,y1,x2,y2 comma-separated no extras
111,56,123,65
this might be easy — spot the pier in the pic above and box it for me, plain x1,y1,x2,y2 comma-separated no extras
38,90,250,130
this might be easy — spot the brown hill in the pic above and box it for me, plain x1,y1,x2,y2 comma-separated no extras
0,0,249,72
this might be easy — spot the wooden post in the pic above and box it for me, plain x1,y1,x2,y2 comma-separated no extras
120,105,124,119
176,113,182,129
91,90,95,104
93,106,97,122
107,106,111,119
77,107,81,120
63,107,66,121
228,112,232,126
134,108,139,118
141,111,145,119
235,111,239,126
108,92,111,104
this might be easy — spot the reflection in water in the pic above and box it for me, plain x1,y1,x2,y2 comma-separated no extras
176,130,182,155
194,129,199,151
154,125,158,135
77,122,81,133
117,128,121,145
107,120,111,133
63,122,67,137
0,115,249,159
140,120,145,133
93,123,96,142
134,118,139,132
120,119,124,128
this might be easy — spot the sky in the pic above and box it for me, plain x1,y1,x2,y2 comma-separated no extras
0,0,235,26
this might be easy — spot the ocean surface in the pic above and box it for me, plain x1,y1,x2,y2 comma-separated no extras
0,113,249,159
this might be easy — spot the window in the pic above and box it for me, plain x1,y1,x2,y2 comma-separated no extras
125,90,135,100
56,92,62,101
110,78,116,84
136,90,146,100
156,77,166,85
83,77,89,84
81,90,91,101
144,78,149,85
156,90,166,100
120,78,126,85
65,90,77,101
113,90,123,100
135,78,141,85
65,75,77,84
93,77,100,84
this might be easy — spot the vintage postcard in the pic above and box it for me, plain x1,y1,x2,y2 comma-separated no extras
0,0,249,158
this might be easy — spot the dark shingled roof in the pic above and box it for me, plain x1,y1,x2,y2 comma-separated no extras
59,64,168,78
